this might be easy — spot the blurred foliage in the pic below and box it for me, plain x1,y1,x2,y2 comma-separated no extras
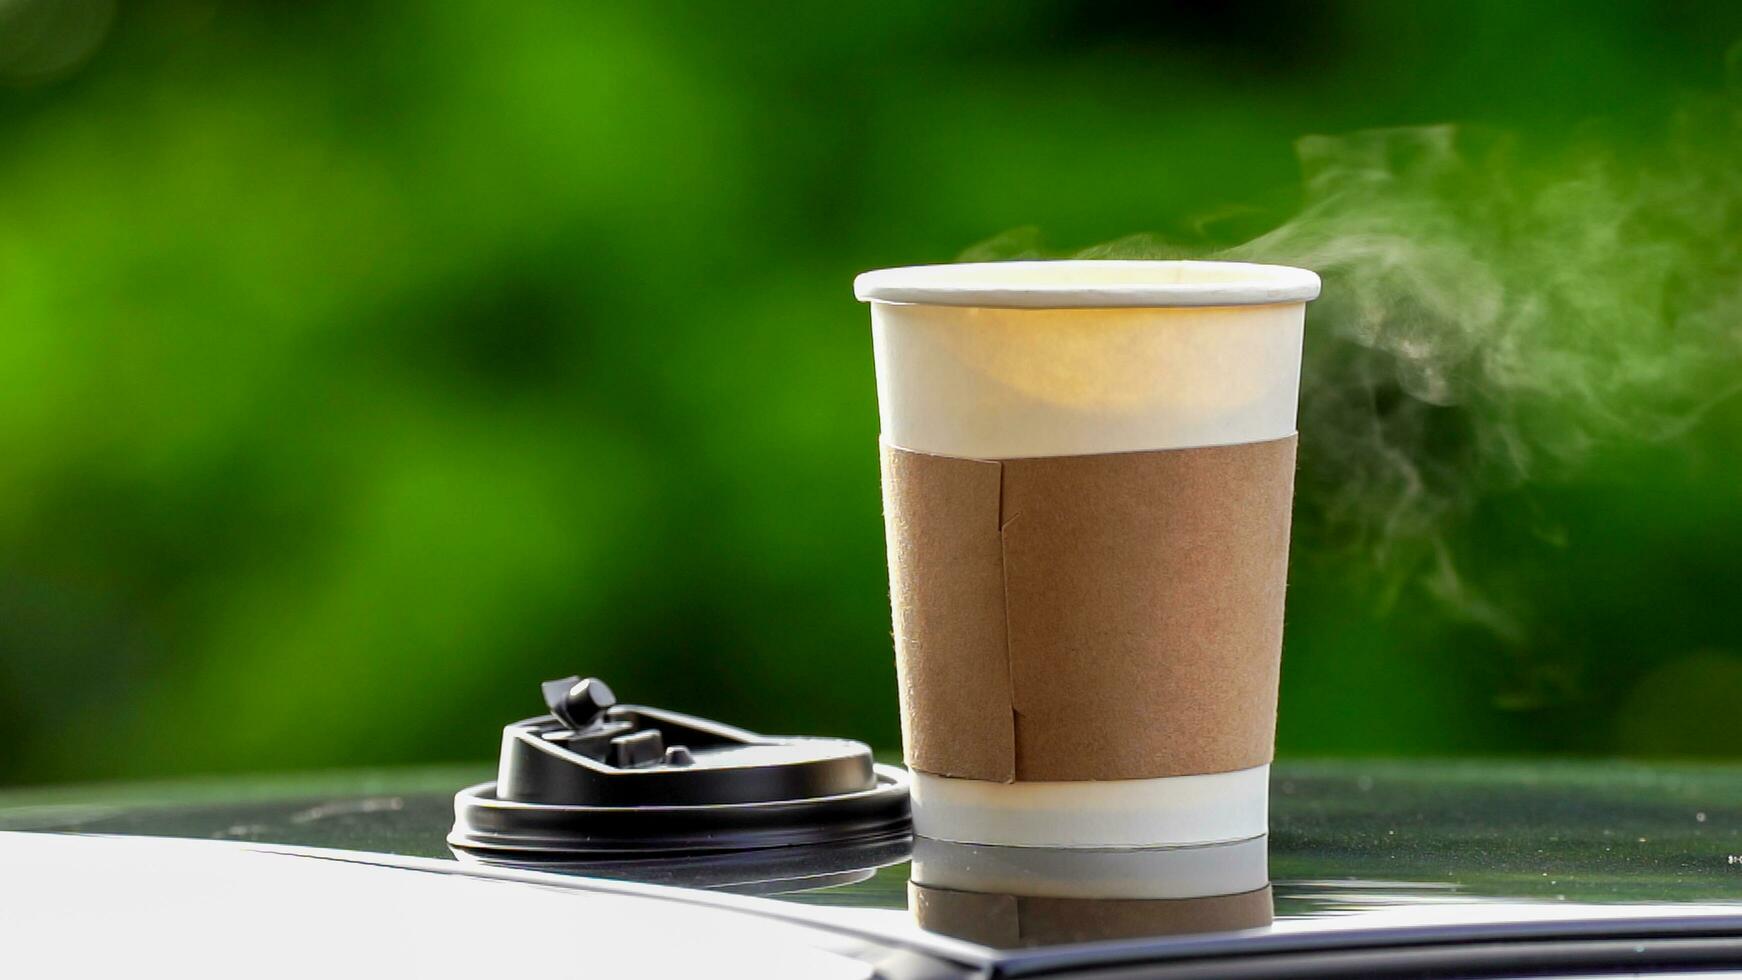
2,0,1742,784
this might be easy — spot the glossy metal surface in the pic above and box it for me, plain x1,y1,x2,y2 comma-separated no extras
0,832,898,980
6,758,1742,967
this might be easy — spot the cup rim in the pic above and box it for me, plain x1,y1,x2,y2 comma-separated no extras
854,259,1320,309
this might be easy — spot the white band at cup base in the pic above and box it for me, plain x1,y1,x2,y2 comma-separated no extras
910,765,1269,849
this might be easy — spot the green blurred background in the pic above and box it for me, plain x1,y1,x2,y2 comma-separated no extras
3,0,1741,786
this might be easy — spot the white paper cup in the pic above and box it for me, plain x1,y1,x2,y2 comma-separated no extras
860,260,1317,459
857,260,1319,848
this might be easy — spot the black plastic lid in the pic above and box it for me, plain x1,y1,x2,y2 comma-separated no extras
449,676,910,859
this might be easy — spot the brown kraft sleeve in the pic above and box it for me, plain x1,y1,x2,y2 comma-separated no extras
880,435,1297,783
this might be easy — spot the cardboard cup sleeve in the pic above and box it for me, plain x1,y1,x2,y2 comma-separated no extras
880,435,1297,784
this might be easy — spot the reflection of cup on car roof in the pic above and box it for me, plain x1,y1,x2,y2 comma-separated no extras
909,835,1274,948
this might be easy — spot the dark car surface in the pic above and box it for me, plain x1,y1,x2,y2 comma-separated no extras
8,759,1742,977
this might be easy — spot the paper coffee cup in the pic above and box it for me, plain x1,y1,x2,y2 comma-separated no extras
855,260,1319,848
909,836,1273,947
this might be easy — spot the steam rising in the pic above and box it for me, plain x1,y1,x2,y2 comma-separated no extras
1240,120,1738,558
964,88,1742,634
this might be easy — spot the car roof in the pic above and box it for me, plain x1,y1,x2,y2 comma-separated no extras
8,758,1742,977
